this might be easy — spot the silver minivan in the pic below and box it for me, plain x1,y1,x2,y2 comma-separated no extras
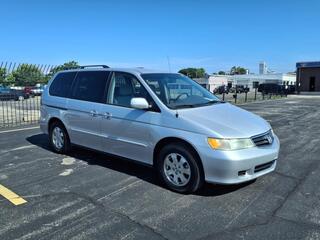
40,66,280,193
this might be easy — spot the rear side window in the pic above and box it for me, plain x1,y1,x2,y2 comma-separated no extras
71,71,110,103
49,72,77,97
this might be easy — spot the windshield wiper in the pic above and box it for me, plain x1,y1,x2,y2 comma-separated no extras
192,100,223,107
171,100,224,109
172,104,196,109
204,100,224,105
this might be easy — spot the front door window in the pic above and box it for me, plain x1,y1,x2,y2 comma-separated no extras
106,72,157,110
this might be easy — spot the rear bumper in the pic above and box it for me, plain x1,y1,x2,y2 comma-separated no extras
199,135,280,184
39,106,49,134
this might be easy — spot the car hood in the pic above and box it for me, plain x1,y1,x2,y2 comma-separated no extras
177,103,271,138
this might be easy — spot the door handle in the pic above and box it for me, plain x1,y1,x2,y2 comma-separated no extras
103,112,112,120
89,110,98,117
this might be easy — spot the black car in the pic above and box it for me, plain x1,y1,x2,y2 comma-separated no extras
229,85,249,93
0,89,30,101
284,85,296,94
214,85,229,94
258,83,284,94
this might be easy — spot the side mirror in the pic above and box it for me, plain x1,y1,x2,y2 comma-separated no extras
131,97,149,110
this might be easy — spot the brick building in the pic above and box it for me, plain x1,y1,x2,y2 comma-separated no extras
296,62,320,93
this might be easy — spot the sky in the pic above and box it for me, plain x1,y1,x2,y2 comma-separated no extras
1,0,320,74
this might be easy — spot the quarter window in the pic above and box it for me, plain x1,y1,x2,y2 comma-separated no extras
71,71,110,103
49,72,77,97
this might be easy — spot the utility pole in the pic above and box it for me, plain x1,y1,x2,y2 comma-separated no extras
167,56,172,73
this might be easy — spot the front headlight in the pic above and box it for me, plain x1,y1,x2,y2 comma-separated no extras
208,137,255,151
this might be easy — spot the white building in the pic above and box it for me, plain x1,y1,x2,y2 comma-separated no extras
195,76,230,92
259,61,267,74
196,73,296,92
229,73,296,90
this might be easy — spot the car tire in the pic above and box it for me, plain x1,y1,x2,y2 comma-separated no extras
156,143,204,193
49,121,71,154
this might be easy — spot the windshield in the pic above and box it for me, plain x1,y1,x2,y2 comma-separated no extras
141,73,221,109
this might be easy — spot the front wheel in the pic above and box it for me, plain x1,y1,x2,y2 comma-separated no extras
157,143,204,193
17,96,24,101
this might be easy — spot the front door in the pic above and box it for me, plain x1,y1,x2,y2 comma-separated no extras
100,72,160,164
309,77,316,91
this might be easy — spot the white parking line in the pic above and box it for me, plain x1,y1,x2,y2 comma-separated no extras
98,179,142,201
0,126,39,134
0,145,36,154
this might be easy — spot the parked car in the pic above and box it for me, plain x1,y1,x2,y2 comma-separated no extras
24,86,35,97
0,89,30,101
214,85,229,94
258,83,284,94
31,86,44,96
284,85,296,94
40,66,280,193
0,86,10,93
229,85,249,93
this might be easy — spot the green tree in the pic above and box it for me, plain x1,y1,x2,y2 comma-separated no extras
178,68,207,78
11,64,45,86
230,66,247,75
5,73,15,85
218,71,226,75
48,61,80,77
43,61,79,83
0,67,6,84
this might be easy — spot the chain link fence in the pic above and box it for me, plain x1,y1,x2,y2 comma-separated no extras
0,96,41,128
0,61,58,128
217,89,287,104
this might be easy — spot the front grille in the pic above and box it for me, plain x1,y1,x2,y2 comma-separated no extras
251,130,274,147
254,160,275,173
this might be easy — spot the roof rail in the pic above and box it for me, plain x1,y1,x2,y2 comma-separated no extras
79,65,110,69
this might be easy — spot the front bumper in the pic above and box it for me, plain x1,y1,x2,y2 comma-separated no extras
199,135,280,184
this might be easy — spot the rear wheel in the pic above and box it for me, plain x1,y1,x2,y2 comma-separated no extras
49,121,71,154
157,143,204,193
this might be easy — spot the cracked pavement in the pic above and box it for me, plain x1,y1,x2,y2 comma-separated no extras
0,96,320,240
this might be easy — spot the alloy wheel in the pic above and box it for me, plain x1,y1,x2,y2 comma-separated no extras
163,153,191,187
52,127,64,150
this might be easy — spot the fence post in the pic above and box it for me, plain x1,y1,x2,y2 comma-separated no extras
233,92,237,104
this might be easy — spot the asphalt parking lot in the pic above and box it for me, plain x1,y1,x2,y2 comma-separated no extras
0,96,320,240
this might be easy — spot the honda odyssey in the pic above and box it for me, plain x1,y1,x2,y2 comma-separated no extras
40,65,280,193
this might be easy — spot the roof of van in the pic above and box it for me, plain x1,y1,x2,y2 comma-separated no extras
59,67,174,75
